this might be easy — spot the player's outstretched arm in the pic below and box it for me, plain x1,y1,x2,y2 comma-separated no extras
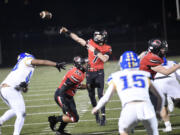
92,84,115,114
152,64,180,76
59,26,86,47
31,59,66,72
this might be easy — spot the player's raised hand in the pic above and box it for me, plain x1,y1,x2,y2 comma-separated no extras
39,11,52,19
59,27,68,34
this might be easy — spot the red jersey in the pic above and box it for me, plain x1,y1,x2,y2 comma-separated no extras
87,39,112,71
58,67,85,96
140,52,164,79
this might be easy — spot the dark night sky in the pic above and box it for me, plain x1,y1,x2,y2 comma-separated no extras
0,0,178,31
0,0,179,66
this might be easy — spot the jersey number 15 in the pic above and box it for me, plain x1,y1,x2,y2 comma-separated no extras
120,74,145,90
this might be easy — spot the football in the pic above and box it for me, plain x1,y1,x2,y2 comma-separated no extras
39,11,52,19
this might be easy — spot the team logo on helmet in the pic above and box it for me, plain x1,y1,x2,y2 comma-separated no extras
119,51,140,70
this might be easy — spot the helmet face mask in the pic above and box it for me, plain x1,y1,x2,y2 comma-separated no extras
119,51,140,70
73,56,88,72
93,30,108,45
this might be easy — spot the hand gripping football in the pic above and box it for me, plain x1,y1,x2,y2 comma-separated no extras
40,11,52,19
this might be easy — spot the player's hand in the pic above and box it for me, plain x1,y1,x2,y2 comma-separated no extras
56,62,66,72
91,107,98,114
39,11,52,19
15,82,28,93
59,27,68,34
77,84,87,89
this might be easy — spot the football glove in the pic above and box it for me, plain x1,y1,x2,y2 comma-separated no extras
15,82,28,93
56,62,66,72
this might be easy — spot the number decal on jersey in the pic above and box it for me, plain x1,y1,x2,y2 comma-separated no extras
120,74,145,90
133,75,145,88
93,56,98,63
120,76,129,89
75,70,81,76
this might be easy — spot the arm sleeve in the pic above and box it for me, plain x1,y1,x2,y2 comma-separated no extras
95,83,115,110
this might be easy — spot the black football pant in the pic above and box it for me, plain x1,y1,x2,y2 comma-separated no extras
86,69,105,114
54,89,79,122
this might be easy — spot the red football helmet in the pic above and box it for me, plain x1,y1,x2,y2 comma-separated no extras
148,38,168,57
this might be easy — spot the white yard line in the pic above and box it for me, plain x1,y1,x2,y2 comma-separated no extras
0,104,57,110
24,93,52,97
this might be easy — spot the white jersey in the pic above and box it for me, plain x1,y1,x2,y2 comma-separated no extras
1,56,35,87
108,69,151,107
154,60,180,99
155,60,180,80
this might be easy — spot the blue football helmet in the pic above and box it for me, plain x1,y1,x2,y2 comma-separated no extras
119,51,140,70
17,52,35,62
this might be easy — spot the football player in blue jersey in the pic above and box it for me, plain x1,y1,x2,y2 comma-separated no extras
92,51,162,135
0,52,65,135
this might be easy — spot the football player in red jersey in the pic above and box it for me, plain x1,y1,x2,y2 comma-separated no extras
139,39,180,133
48,56,88,135
60,27,112,126
140,38,180,78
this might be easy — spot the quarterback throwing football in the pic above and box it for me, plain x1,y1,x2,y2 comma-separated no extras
60,27,112,126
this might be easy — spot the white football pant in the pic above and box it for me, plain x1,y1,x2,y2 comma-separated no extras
118,102,159,135
0,87,26,135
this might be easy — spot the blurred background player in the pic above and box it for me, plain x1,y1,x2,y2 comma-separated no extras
139,38,180,78
92,51,162,135
154,57,180,132
139,38,180,132
0,52,66,135
59,27,112,126
48,56,88,135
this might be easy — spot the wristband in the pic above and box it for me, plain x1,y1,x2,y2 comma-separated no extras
64,30,71,37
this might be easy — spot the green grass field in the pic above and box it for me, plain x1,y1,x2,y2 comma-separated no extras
1,57,180,135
